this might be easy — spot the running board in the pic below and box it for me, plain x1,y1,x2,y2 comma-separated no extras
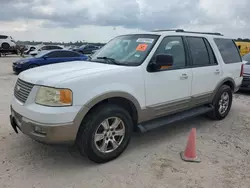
137,106,214,133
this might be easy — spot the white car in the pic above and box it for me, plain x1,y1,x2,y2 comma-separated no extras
29,45,63,56
0,35,16,49
10,29,244,163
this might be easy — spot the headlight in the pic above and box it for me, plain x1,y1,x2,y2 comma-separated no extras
19,61,28,64
35,86,73,106
16,61,28,64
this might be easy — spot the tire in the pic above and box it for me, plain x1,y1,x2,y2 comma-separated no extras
1,43,10,49
208,85,233,120
77,104,133,163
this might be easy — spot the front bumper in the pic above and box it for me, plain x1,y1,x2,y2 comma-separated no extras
10,106,78,145
12,64,24,73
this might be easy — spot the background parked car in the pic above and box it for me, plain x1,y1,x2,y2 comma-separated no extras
12,49,88,74
23,45,37,55
73,44,100,54
0,35,16,49
240,52,250,90
29,45,64,56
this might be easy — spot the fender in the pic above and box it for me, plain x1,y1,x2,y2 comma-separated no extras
73,91,142,127
211,77,236,101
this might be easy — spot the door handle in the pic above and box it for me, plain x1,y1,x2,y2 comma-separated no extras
180,73,188,79
214,69,220,74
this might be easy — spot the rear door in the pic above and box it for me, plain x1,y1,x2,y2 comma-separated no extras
213,38,243,89
185,36,222,106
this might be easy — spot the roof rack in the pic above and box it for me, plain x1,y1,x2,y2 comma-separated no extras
151,29,223,36
152,29,184,32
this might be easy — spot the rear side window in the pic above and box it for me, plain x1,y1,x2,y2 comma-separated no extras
41,46,49,50
61,51,81,57
214,38,242,64
47,51,63,58
186,37,210,66
53,46,63,49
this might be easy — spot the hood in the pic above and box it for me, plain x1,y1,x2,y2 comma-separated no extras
18,61,123,86
15,57,35,63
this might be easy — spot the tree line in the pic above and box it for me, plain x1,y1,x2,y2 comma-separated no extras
235,38,250,42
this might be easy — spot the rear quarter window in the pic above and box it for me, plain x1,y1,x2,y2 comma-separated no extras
214,38,242,64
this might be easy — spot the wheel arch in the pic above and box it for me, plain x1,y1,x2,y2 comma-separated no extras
74,92,142,132
212,78,236,100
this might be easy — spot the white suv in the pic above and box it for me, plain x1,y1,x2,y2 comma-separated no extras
29,45,64,56
10,29,244,163
0,35,16,49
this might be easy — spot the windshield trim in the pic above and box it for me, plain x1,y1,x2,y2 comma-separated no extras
90,34,161,67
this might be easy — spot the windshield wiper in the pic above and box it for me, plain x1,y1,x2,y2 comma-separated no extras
96,56,121,65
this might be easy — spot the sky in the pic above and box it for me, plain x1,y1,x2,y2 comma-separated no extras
0,0,249,43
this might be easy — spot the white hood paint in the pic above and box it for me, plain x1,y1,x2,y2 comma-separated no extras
19,61,124,86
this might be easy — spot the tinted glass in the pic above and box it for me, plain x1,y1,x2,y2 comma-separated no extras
91,34,160,66
54,46,63,49
214,38,242,64
48,46,60,50
0,35,8,39
35,51,50,58
152,36,186,68
41,46,48,50
47,51,63,58
243,53,250,64
80,45,86,48
187,37,210,66
204,39,217,65
61,51,80,57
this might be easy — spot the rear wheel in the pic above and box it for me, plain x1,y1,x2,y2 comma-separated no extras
77,104,133,163
208,85,232,120
1,43,10,49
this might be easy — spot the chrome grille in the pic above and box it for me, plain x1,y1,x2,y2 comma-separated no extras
14,79,34,103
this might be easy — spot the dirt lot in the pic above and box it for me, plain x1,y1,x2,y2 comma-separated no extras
0,56,250,188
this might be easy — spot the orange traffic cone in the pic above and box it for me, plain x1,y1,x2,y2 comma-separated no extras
180,128,201,163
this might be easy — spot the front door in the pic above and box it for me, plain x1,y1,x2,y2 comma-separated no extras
144,36,192,118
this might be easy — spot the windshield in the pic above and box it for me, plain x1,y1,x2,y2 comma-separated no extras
243,53,250,64
80,45,86,48
90,34,160,66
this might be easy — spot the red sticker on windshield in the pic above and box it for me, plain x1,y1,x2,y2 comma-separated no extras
136,44,148,51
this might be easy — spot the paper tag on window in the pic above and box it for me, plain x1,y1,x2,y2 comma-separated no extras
136,38,154,43
136,44,148,51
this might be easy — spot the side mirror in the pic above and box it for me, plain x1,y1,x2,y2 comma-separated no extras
150,54,173,71
43,55,49,59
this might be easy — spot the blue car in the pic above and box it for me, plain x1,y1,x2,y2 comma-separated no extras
12,49,88,74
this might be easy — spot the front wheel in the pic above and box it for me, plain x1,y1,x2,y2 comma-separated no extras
209,85,233,120
77,104,133,163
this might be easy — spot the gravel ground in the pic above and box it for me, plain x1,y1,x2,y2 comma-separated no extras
0,56,250,188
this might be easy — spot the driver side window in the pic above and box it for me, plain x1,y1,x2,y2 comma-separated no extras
152,36,186,69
